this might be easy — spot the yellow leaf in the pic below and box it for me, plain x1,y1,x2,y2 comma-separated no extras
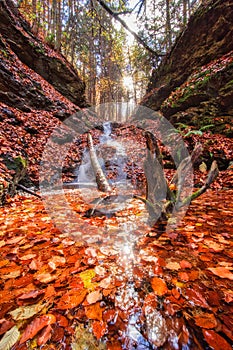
79,269,98,291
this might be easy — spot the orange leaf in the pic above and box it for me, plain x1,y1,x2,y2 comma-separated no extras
151,277,168,296
56,288,87,309
20,314,56,344
208,267,233,280
92,320,107,340
203,329,232,350
178,272,189,282
85,302,103,321
194,313,217,329
171,288,181,300
179,260,192,269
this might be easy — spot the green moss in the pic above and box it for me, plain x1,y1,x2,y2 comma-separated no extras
0,48,8,58
3,155,27,171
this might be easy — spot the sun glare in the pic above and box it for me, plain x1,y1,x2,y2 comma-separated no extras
123,76,134,91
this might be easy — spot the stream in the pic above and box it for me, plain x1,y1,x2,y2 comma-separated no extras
0,122,232,349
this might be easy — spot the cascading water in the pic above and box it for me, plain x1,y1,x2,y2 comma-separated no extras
76,121,133,191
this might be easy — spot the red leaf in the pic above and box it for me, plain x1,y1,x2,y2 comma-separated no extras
203,329,232,350
20,314,56,344
37,324,52,346
185,289,209,308
17,290,45,305
143,293,158,310
0,318,15,336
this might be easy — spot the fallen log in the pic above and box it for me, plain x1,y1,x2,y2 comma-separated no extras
87,133,111,192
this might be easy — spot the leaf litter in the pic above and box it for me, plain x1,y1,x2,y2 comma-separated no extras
0,187,232,349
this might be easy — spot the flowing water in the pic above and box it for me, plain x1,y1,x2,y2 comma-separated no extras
77,121,132,188
76,122,136,217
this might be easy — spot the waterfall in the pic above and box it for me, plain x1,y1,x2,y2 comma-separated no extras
76,122,132,189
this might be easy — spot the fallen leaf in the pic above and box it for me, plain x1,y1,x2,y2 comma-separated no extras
143,293,158,310
92,320,107,340
178,272,189,282
99,247,118,256
203,329,232,350
223,290,233,303
0,319,15,336
205,239,223,252
85,302,103,321
1,270,21,280
0,326,20,350
8,303,46,321
17,290,45,304
0,259,9,268
166,261,180,270
56,289,87,309
179,260,192,269
185,289,209,308
19,254,37,261
208,267,233,280
0,241,6,248
171,288,180,300
86,290,102,304
151,277,168,296
6,236,25,245
99,276,113,289
37,324,52,346
49,256,66,267
94,266,106,276
194,313,218,328
35,272,57,283
20,314,56,344
199,162,207,173
79,269,97,291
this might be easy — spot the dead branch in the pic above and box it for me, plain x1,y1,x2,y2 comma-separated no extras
95,0,164,57
181,160,219,207
17,183,41,198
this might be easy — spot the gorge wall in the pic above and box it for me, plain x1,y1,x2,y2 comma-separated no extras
0,0,87,204
142,0,233,135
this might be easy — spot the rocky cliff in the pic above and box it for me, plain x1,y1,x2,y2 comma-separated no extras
142,0,233,135
0,0,86,110
0,0,87,204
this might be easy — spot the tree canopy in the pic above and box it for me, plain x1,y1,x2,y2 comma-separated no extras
16,0,202,104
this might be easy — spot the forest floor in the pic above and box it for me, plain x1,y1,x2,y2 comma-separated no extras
0,122,233,349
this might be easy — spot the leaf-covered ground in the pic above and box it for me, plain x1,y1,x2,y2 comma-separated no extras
0,114,233,349
0,183,233,349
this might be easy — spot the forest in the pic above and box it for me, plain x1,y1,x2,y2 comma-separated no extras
0,0,233,349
